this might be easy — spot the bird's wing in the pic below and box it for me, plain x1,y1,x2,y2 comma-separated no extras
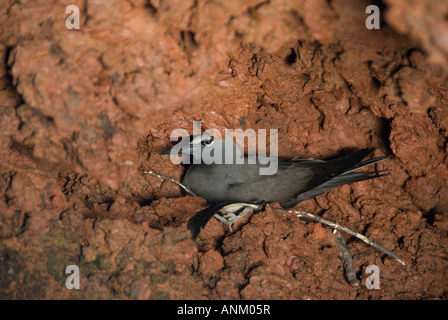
280,149,391,208
222,159,318,203
226,149,376,205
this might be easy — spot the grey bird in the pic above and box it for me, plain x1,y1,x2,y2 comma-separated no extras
161,133,389,239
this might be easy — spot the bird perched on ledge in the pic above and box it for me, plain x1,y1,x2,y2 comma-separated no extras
160,133,389,239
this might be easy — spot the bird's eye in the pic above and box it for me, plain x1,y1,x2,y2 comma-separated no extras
202,138,214,146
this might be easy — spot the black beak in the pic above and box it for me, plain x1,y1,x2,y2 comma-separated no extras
159,135,200,155
160,144,195,155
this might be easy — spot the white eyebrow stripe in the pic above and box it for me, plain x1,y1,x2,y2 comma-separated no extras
201,132,212,140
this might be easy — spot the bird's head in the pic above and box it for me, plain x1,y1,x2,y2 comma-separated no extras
160,132,243,165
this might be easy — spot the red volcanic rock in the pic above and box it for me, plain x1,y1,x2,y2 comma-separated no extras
0,0,447,299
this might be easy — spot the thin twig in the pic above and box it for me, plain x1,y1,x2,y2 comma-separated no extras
335,231,360,286
144,170,198,197
275,208,406,266
144,170,405,266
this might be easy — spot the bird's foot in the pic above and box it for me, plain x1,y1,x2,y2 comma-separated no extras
214,203,263,232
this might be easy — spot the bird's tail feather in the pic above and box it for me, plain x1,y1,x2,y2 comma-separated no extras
344,154,390,174
304,149,373,192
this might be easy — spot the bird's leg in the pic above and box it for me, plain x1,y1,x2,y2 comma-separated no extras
214,203,264,232
335,230,360,287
